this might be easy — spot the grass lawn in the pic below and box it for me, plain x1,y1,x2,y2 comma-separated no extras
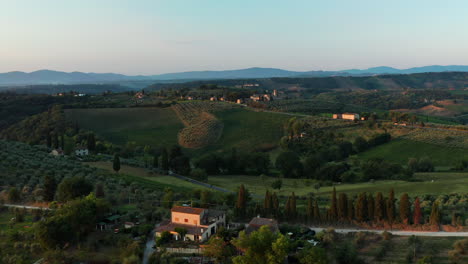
85,161,213,192
356,139,468,167
65,107,183,147
208,172,468,198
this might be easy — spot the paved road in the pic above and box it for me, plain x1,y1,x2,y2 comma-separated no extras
3,204,50,210
310,227,468,237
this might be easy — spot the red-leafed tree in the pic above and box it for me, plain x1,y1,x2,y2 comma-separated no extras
413,197,422,225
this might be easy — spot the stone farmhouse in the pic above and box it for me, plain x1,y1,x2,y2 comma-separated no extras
333,113,360,121
156,206,226,242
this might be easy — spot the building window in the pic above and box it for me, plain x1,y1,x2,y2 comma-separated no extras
184,219,188,223
193,220,197,225
175,218,179,222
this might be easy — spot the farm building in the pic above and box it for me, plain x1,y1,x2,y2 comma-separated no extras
75,147,89,156
250,94,272,102
333,113,360,121
156,206,226,242
245,216,279,235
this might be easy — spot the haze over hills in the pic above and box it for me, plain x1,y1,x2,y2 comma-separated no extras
2,65,468,85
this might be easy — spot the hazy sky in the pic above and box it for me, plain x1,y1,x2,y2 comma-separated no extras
1,0,468,75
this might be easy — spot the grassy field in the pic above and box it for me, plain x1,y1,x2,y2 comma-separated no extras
65,107,183,147
356,139,468,167
200,108,290,153
207,172,468,198
85,161,213,192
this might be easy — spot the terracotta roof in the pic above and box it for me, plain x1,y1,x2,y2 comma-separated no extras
171,206,205,215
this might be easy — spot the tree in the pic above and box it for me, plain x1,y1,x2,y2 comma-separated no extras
386,189,396,224
275,151,303,178
338,193,348,221
413,197,422,225
153,155,159,168
170,155,191,175
87,133,96,152
399,193,411,224
353,136,369,152
367,194,375,222
264,191,272,216
200,190,211,208
204,235,236,263
298,246,328,264
169,145,183,163
235,184,248,217
190,168,208,182
347,199,354,222
355,193,368,222
307,197,314,222
271,192,279,218
160,148,169,171
113,154,121,173
162,188,174,209
314,199,321,222
374,192,385,222
46,133,52,148
429,201,441,227
271,179,283,191
8,187,20,203
43,175,57,202
330,187,338,221
232,226,289,264
36,194,109,249
174,227,188,241
56,176,93,202
95,183,105,198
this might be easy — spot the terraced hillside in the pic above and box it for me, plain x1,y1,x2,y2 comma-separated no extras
172,102,226,148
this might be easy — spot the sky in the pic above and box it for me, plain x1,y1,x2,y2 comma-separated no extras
1,0,468,75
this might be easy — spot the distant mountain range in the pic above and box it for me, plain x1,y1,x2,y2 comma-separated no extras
2,65,468,85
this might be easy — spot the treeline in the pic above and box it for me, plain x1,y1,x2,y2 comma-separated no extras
233,185,465,229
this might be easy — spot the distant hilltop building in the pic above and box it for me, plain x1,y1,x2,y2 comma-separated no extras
333,113,360,121
156,206,226,242
246,216,279,235
250,94,272,102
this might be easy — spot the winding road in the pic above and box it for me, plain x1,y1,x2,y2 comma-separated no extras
310,227,468,237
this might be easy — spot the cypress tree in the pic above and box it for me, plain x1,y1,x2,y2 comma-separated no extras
43,175,57,202
161,148,169,171
330,187,338,221
95,183,105,198
113,154,121,173
375,192,384,222
386,189,396,224
347,198,354,222
356,193,368,222
153,155,159,168
399,193,411,224
272,192,279,217
429,201,440,227
263,190,272,216
291,192,297,219
367,193,375,222
338,193,348,221
284,196,291,218
235,184,247,217
314,199,321,222
87,133,96,152
413,197,422,225
307,197,314,222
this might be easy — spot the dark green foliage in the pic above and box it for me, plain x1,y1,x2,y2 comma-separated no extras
87,133,96,152
276,151,303,178
171,155,191,175
44,175,57,202
36,194,109,249
338,193,348,221
271,179,283,191
56,176,93,202
399,193,411,224
386,189,396,224
355,193,368,222
113,154,121,173
8,187,21,203
160,148,169,171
